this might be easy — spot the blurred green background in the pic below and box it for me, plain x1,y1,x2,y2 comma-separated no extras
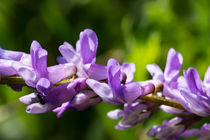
0,0,210,139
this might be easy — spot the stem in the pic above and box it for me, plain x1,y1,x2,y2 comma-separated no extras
140,95,185,110
0,76,75,86
1,76,25,85
0,76,185,110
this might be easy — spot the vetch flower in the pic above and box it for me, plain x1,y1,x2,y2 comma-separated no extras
146,48,183,114
107,101,156,129
0,46,31,66
58,29,107,80
198,123,210,140
171,67,210,116
146,48,183,91
13,40,76,90
21,78,87,114
0,45,31,90
177,123,210,140
0,59,21,77
69,90,101,111
17,41,78,114
87,58,154,105
0,46,31,90
147,114,201,140
53,89,101,117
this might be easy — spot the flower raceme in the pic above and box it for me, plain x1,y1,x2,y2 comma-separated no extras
146,48,184,114
87,58,154,105
172,67,210,116
0,29,210,139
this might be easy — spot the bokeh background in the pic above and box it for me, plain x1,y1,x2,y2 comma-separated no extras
0,0,210,139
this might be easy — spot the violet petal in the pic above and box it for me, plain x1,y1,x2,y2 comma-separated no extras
26,103,52,114
84,63,107,80
146,64,164,81
115,102,151,129
80,29,98,64
59,42,81,64
184,68,204,95
46,83,75,106
19,93,39,104
107,109,124,120
121,62,135,83
48,63,76,84
30,40,48,78
0,59,18,76
70,90,101,111
0,46,25,61
199,123,210,140
122,82,142,102
86,79,123,104
164,48,183,86
107,58,122,99
204,66,210,96
36,78,52,95
53,102,70,118
12,61,37,87
180,129,200,138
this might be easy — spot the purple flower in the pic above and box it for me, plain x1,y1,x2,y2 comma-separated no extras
69,90,101,111
147,114,201,140
53,90,101,117
171,67,210,116
180,123,210,140
107,101,156,129
21,76,100,117
0,45,31,91
58,29,107,80
20,78,87,114
0,46,31,77
0,46,31,65
16,41,81,114
17,39,104,116
146,48,183,114
87,58,154,104
13,41,49,88
0,59,21,77
198,123,210,140
13,41,76,89
146,48,183,97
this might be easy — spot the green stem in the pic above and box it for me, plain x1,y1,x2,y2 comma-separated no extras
0,76,75,86
140,95,185,110
1,76,25,85
0,76,185,110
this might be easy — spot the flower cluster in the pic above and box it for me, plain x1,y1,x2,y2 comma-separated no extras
0,29,210,139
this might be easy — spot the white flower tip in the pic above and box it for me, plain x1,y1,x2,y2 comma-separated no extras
83,64,91,71
26,103,48,114
107,109,123,120
19,97,32,105
19,93,38,104
31,40,40,47
86,79,95,87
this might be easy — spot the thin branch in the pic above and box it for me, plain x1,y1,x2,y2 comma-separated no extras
1,76,25,85
0,76,75,86
0,76,185,110
140,95,185,110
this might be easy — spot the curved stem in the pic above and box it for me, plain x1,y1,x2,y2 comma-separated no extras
140,95,185,110
0,76,75,86
0,76,185,110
